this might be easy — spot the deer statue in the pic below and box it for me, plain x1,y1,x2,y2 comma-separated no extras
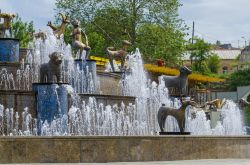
106,40,132,72
0,12,16,37
47,13,70,39
158,100,197,133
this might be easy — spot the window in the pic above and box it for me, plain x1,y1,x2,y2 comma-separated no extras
222,66,228,74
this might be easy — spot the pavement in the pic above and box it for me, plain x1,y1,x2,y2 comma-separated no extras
5,159,250,165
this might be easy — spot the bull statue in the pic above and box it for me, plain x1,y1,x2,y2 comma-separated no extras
40,52,64,83
162,66,192,96
157,100,197,133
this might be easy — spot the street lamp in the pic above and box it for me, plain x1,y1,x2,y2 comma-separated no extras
241,36,247,48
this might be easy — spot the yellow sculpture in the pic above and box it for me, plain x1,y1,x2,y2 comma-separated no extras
47,13,70,39
206,98,226,110
0,12,16,37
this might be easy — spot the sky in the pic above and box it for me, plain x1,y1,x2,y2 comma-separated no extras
1,0,250,47
0,0,56,30
179,0,250,47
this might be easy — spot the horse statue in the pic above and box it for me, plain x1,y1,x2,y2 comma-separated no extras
157,100,197,133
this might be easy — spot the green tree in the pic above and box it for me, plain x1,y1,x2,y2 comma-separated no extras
12,15,35,48
207,53,220,73
137,23,186,66
187,38,211,73
228,68,250,90
88,32,106,56
88,7,132,48
55,0,187,61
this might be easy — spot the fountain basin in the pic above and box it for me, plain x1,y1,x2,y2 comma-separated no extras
0,38,19,62
159,132,191,135
97,71,123,95
78,94,135,107
32,83,70,134
73,59,97,93
0,135,250,163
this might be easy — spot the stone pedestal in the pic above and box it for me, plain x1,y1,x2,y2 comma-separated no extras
32,83,69,134
0,38,19,62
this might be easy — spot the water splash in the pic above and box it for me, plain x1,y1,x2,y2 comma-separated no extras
185,100,244,135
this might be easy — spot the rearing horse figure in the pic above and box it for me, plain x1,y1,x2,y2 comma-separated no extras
157,100,196,132
47,13,70,39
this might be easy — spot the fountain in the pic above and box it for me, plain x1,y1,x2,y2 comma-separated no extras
0,11,249,163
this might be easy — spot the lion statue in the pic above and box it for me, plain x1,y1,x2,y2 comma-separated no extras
40,52,64,83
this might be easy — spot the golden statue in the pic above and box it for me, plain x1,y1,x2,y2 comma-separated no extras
71,19,90,59
0,12,16,37
106,40,131,72
206,98,226,110
47,13,70,39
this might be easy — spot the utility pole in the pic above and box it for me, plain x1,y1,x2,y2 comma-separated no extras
242,37,246,48
191,21,195,44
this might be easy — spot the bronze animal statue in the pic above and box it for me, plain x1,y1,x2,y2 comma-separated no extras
206,98,226,111
106,40,131,72
34,30,47,42
71,19,90,59
239,92,250,108
239,98,250,107
157,100,197,132
0,12,16,37
47,13,70,39
40,52,64,83
162,66,192,96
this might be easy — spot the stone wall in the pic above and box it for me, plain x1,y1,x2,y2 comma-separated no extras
97,71,123,95
0,136,250,163
79,94,135,107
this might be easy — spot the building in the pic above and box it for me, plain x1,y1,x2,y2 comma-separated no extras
238,46,250,69
183,49,241,74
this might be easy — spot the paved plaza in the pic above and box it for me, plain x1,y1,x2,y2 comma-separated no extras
6,159,250,165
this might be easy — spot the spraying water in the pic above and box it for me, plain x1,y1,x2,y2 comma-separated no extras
0,32,245,136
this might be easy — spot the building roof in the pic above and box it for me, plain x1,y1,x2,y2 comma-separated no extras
183,49,241,61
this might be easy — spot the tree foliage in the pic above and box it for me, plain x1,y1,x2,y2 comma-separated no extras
137,23,185,66
187,38,211,73
55,0,187,64
227,68,250,90
12,15,35,48
207,53,220,73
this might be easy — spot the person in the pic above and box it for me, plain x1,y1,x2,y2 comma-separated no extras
106,40,132,72
71,19,90,59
